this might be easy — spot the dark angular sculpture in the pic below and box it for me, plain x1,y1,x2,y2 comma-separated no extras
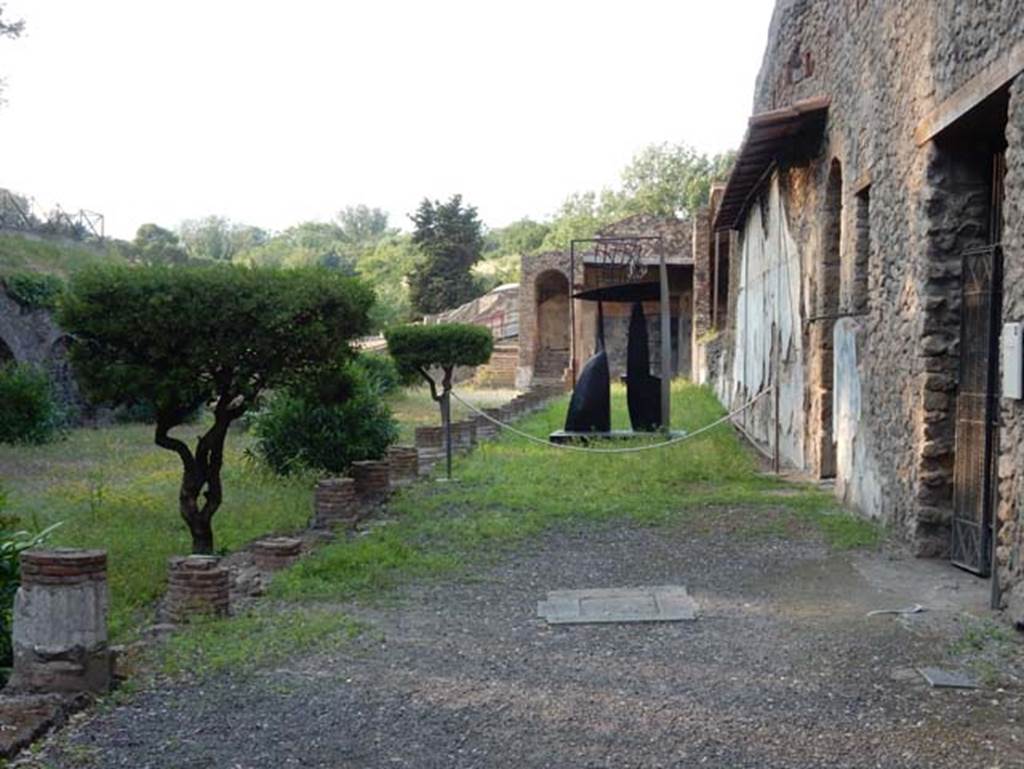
625,301,662,431
564,302,611,433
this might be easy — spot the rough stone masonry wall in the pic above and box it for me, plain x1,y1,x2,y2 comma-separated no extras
1000,78,1024,622
720,0,1024,566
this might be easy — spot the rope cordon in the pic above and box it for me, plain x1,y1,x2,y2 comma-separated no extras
449,386,774,455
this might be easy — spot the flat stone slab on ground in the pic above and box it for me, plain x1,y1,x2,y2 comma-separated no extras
538,585,697,624
917,667,979,689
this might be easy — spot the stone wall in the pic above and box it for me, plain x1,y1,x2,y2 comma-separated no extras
1000,77,1024,623
0,284,84,418
709,0,1024,605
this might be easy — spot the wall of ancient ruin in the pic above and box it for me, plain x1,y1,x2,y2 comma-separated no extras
718,0,1024,579
1000,78,1024,624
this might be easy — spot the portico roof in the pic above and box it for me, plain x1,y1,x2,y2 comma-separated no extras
713,96,830,232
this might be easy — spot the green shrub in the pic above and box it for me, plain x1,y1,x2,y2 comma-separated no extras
251,361,398,476
354,352,401,395
385,323,494,379
0,363,64,444
58,263,375,554
3,272,65,310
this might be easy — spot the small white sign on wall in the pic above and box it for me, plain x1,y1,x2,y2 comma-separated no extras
1002,322,1023,400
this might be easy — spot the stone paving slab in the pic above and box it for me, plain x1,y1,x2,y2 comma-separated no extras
537,585,697,624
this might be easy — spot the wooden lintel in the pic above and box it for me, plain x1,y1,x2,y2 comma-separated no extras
915,40,1024,146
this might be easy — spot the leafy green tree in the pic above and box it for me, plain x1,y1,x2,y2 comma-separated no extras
385,323,492,478
408,195,483,315
483,218,550,258
235,222,347,270
59,264,374,554
539,190,623,252
618,143,735,218
179,216,267,262
133,223,188,266
359,234,421,330
336,205,394,247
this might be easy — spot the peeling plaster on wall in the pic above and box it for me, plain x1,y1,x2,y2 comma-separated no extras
729,176,806,470
834,318,882,519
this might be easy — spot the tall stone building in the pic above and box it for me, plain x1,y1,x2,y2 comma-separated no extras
693,0,1024,623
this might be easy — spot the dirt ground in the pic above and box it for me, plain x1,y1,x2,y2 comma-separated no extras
20,517,1024,769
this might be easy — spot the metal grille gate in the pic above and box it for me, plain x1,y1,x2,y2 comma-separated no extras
951,243,1002,574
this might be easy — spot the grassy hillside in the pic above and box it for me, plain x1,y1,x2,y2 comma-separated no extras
0,232,125,278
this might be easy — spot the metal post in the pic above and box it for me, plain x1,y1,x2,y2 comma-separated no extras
570,243,577,388
442,390,453,481
713,231,721,330
659,241,671,430
773,326,781,474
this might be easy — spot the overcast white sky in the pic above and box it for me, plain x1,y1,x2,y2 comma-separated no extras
1,1,774,239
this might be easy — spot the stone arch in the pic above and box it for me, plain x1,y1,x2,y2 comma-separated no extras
533,269,570,380
0,334,15,365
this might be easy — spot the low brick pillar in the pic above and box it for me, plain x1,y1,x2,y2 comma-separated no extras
414,425,444,475
351,459,390,506
452,419,476,452
313,477,360,528
387,445,419,486
9,549,111,694
166,555,230,623
251,537,302,571
473,413,498,440
483,407,504,435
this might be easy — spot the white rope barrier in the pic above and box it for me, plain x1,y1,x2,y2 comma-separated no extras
449,386,774,455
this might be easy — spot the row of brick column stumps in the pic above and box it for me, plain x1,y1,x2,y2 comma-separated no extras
312,386,563,526
3,389,562,707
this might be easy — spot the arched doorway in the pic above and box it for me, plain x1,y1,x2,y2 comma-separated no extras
0,335,14,366
534,270,570,381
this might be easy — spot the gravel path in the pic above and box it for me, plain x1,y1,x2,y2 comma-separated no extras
27,518,1024,768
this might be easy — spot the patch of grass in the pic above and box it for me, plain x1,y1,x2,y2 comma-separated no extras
948,616,1024,686
157,606,363,678
0,233,124,278
386,385,516,443
274,382,880,603
0,422,313,640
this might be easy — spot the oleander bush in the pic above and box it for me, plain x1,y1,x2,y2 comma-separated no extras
0,362,64,444
251,359,398,476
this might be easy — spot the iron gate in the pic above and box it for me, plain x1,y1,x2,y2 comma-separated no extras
950,243,1002,574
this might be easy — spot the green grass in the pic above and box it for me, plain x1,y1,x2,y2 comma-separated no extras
386,385,518,442
0,381,881,679
273,382,881,603
0,422,313,640
0,233,124,278
158,606,364,677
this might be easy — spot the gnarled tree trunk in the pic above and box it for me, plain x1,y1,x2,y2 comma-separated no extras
156,402,237,555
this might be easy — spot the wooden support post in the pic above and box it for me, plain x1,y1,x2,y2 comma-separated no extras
659,242,672,430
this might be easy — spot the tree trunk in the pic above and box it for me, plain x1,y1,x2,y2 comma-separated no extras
189,515,215,555
158,409,233,556
441,390,452,480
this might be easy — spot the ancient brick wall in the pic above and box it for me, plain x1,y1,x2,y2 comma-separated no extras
517,251,573,389
717,0,1024,588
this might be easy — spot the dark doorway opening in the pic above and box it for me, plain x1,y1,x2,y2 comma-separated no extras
534,270,570,382
942,86,1008,576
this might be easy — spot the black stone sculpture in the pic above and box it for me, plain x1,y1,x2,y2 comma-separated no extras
625,301,662,431
564,302,611,433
